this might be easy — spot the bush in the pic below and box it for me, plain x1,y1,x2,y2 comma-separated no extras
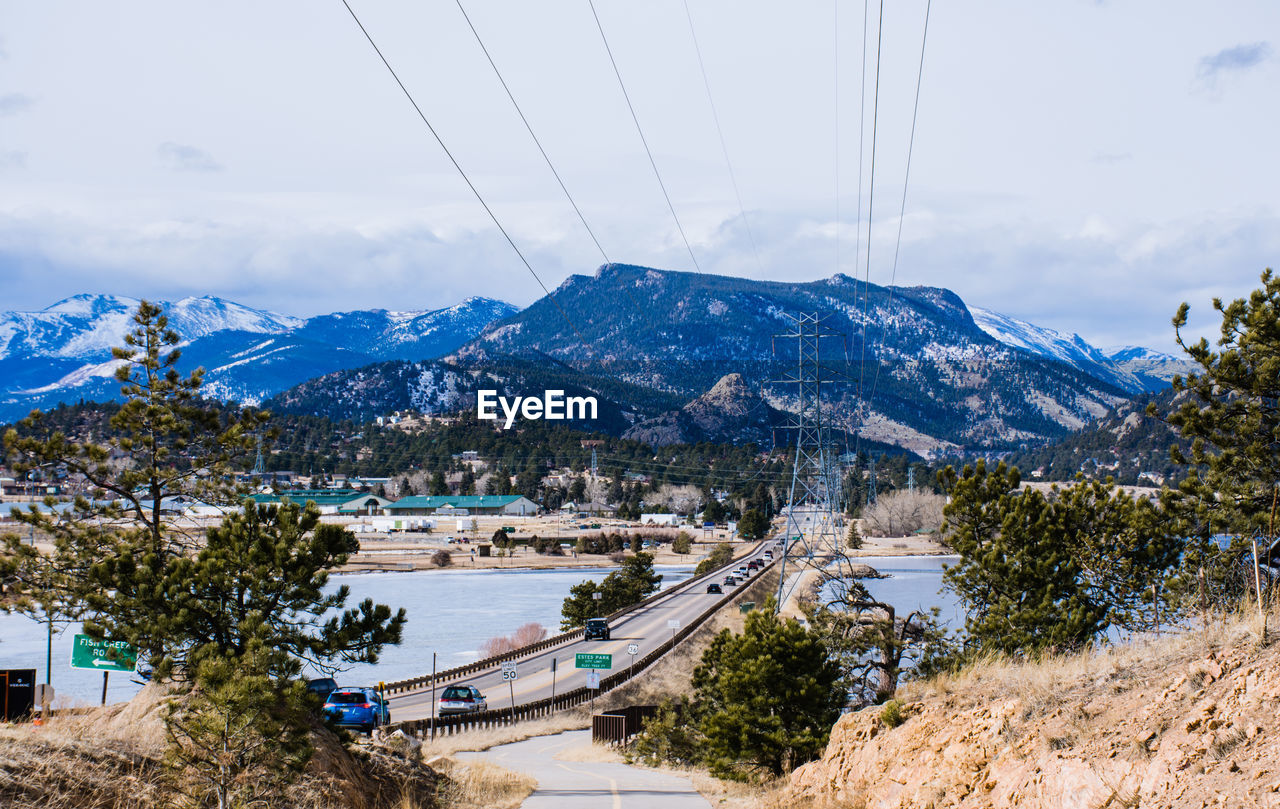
879,699,904,728
737,509,769,539
431,550,452,567
861,490,945,537
695,543,734,576
478,622,548,658
672,532,693,554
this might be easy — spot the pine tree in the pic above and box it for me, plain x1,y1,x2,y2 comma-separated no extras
560,552,661,629
939,460,1182,654
692,602,843,778
737,509,769,539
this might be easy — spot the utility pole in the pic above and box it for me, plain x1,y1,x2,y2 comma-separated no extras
770,313,847,610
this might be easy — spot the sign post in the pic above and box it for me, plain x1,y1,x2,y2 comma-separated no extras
70,635,136,706
501,662,518,724
430,652,437,741
627,643,639,681
585,670,600,713
667,618,680,645
576,653,610,714
550,657,557,705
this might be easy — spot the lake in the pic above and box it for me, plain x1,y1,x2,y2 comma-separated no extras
0,555,958,706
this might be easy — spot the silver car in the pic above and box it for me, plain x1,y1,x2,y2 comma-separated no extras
439,684,488,716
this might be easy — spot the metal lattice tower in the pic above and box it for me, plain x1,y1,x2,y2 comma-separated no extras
771,313,847,610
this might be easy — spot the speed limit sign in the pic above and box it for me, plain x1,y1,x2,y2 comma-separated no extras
501,662,518,681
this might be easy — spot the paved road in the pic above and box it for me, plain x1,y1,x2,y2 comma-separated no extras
388,540,779,723
458,730,711,809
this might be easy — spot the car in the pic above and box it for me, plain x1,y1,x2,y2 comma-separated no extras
305,676,337,701
584,617,611,641
323,687,390,733
706,583,722,594
747,560,761,570
438,684,488,716
723,575,737,586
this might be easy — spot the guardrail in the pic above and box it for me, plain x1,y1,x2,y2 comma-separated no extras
387,547,782,737
382,540,769,696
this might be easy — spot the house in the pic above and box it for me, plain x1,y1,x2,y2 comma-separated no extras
559,501,617,516
337,495,394,516
384,495,540,516
641,513,680,526
249,489,369,515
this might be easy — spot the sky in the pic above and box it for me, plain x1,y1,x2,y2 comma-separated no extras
0,0,1277,352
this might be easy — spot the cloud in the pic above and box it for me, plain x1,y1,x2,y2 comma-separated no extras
1090,152,1132,164
157,142,223,173
0,150,26,169
0,93,35,116
1197,41,1272,84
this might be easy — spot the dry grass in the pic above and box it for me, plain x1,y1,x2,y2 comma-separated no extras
431,760,535,809
418,713,591,759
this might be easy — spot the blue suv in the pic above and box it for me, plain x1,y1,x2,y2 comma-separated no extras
323,687,391,733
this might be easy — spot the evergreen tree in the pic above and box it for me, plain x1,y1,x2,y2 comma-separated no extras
560,552,662,629
737,509,769,540
429,470,448,496
692,602,843,778
703,497,726,524
939,460,1182,654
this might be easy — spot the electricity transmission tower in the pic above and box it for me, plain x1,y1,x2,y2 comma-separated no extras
771,313,848,609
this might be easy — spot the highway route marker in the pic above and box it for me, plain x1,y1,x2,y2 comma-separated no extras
575,652,611,670
627,643,639,680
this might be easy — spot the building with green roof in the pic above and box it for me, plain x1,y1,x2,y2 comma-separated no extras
384,495,539,516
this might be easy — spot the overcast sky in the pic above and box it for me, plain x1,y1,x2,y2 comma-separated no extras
1,1,1277,351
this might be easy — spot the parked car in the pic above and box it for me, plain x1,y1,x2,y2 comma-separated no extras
323,687,390,733
584,618,611,641
439,684,488,716
305,677,337,701
706,583,722,594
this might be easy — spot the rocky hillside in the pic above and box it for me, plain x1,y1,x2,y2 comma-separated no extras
467,264,1134,455
621,373,788,447
787,616,1278,808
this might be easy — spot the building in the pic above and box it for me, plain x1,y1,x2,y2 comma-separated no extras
384,495,540,516
560,501,617,516
249,489,383,516
338,495,394,516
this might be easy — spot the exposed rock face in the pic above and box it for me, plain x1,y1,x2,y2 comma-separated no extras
622,373,785,447
788,636,1280,808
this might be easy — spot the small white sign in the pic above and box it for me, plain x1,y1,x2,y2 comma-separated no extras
667,619,680,630
627,643,639,656
501,662,518,681
585,670,600,689
35,684,54,705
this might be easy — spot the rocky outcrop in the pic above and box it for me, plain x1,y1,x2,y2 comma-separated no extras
622,373,785,447
788,631,1280,808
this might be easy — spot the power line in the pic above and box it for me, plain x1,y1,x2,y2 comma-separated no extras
853,0,886,452
452,0,611,266
586,0,702,273
681,0,765,276
337,0,590,350
867,0,933,416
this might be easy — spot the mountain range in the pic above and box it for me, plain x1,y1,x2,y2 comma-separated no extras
0,267,1198,456
0,294,516,423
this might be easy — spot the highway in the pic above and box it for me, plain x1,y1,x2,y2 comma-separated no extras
387,540,779,723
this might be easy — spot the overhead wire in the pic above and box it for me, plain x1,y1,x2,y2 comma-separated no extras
586,0,703,273
853,0,886,457
337,0,592,352
681,0,766,276
452,0,612,266
866,0,934,417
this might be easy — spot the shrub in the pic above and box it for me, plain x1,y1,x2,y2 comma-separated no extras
879,699,904,728
432,549,452,567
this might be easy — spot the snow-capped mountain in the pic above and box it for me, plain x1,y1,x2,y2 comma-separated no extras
0,295,518,423
1103,345,1199,385
968,307,1168,395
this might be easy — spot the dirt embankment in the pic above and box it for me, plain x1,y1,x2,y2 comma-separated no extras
0,685,442,809
786,614,1280,808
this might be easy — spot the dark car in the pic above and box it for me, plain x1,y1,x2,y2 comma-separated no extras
706,583,722,594
584,618,611,641
323,687,390,733
306,677,338,701
747,560,761,571
439,684,488,716
723,575,737,586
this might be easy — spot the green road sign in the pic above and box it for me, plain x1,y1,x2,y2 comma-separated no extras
575,652,611,670
70,635,137,672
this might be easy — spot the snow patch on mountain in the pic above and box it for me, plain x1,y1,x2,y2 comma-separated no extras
969,306,1150,394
